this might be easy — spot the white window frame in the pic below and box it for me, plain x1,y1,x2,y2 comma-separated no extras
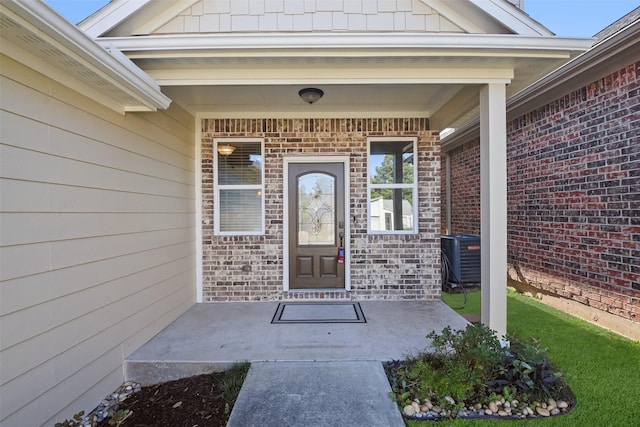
214,138,265,235
367,137,418,235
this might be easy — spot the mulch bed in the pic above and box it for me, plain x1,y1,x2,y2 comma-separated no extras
96,373,231,427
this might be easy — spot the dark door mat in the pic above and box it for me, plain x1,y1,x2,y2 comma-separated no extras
271,302,366,324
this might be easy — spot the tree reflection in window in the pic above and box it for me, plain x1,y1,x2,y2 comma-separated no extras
369,140,416,232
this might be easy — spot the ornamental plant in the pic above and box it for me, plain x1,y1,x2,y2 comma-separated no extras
385,323,573,419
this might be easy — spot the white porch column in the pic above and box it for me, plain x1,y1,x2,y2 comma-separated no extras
479,83,508,338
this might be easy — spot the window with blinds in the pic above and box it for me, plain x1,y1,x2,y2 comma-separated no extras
214,139,264,234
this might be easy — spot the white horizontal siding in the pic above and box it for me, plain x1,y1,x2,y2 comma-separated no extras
0,112,193,181
1,180,194,215
2,286,194,419
1,270,195,421
1,145,192,199
158,0,464,33
2,347,124,427
0,228,192,283
0,211,193,245
1,81,193,170
0,55,197,426
1,254,194,355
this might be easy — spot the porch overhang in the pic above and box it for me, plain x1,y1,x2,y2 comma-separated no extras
94,32,592,127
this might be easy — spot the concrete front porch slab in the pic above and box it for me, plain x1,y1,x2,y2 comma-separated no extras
126,300,469,385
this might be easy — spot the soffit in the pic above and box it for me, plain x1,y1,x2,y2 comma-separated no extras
162,83,466,118
0,0,170,114
128,52,568,128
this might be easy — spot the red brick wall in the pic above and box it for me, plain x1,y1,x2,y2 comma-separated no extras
443,140,481,235
445,62,640,323
201,118,441,301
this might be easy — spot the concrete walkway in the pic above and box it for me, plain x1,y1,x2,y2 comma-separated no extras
227,361,405,427
125,300,469,426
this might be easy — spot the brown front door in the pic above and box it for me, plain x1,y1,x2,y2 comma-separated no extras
288,162,345,289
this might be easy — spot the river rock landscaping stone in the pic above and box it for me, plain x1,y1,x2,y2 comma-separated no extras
536,407,551,417
397,398,574,421
70,382,141,427
404,405,416,416
384,324,576,422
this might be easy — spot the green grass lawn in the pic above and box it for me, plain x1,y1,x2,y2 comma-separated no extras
412,289,640,426
441,288,481,315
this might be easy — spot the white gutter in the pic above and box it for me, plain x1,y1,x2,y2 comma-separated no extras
1,0,170,113
441,119,481,153
94,32,593,57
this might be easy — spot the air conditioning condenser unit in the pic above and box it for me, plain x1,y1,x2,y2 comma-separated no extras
441,234,481,285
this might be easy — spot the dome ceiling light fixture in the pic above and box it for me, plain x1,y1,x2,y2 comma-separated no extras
298,87,324,104
217,144,235,156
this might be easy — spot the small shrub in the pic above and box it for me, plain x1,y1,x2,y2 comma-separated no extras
385,359,419,406
107,408,131,427
55,411,85,427
384,324,574,419
387,324,506,407
411,355,478,404
428,324,505,384
489,336,569,403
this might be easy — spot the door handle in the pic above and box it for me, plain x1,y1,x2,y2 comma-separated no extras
339,221,344,229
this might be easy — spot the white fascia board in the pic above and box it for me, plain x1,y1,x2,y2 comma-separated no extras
79,0,151,38
96,33,594,58
131,0,199,35
2,0,170,112
419,0,486,33
199,111,432,120
104,44,162,89
469,0,554,36
147,68,514,86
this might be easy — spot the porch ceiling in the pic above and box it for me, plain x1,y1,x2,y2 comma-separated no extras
139,54,570,128
98,32,593,128
162,83,467,118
